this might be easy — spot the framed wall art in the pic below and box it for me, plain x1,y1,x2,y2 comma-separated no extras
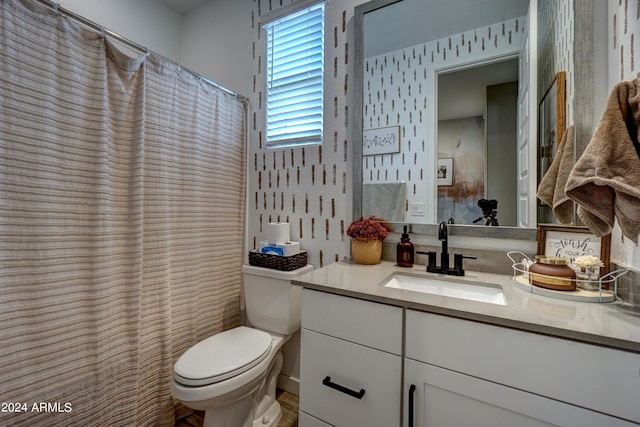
538,71,566,183
363,125,400,156
437,158,453,186
536,223,611,275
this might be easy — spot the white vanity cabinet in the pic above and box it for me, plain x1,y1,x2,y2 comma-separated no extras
299,289,403,427
404,310,640,427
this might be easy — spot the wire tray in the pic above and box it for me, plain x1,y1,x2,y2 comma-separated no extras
507,251,628,303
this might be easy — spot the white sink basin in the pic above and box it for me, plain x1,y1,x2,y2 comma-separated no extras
382,272,507,305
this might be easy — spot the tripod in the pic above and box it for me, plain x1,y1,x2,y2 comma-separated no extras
473,210,499,226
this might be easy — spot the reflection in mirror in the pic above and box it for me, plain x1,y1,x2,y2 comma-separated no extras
359,0,531,229
537,71,568,225
437,60,518,226
354,0,600,241
362,182,406,222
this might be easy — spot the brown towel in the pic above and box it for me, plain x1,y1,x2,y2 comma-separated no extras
565,78,640,243
537,125,575,223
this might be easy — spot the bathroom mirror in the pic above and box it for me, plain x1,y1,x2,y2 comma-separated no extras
353,0,601,239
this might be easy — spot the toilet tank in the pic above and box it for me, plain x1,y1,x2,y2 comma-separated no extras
242,264,313,335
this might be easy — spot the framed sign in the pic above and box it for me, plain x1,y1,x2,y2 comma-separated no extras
536,224,611,274
363,126,400,155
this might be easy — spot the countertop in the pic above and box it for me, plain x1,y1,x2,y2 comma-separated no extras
292,260,640,353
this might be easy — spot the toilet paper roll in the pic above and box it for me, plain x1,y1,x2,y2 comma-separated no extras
258,241,300,257
267,222,290,245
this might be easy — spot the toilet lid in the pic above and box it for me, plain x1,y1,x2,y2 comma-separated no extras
173,326,272,387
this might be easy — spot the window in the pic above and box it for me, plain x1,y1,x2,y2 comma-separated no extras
264,2,325,148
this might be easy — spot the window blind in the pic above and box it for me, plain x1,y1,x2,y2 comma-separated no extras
265,2,325,148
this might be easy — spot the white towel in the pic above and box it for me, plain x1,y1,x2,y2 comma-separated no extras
362,182,406,222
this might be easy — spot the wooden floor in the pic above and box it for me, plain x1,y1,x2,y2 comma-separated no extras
274,389,299,427
175,389,298,427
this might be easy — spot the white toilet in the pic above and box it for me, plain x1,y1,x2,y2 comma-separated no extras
171,264,313,427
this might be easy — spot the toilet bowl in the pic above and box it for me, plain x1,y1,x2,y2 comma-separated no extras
171,264,312,427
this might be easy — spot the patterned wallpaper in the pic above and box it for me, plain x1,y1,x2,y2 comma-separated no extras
608,0,640,270
610,0,640,82
247,0,363,268
245,0,636,270
246,1,530,267
363,17,524,225
538,0,574,124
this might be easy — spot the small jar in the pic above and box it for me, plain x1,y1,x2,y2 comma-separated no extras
529,255,576,291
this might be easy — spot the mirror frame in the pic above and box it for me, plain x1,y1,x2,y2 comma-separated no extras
353,0,537,240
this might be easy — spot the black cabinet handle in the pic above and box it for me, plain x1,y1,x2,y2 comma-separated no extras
322,376,366,400
408,384,416,427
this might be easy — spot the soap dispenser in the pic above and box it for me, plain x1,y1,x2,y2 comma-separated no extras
396,225,415,267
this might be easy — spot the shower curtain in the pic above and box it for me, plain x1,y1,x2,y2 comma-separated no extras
0,0,247,425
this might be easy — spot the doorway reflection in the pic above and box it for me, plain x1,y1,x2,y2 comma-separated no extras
436,59,518,226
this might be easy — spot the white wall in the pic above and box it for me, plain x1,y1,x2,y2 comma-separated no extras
607,0,640,272
57,0,183,61
179,0,253,94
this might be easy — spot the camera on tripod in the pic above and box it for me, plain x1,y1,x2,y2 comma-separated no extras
473,199,499,226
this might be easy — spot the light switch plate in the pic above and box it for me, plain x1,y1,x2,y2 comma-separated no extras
411,202,425,216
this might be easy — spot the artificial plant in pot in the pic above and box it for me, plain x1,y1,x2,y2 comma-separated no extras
573,255,605,290
346,216,388,265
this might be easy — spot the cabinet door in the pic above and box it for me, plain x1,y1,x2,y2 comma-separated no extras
302,288,403,354
299,411,332,427
404,359,638,427
300,328,402,427
406,310,640,423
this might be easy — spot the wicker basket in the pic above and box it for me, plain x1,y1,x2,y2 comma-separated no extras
248,250,308,271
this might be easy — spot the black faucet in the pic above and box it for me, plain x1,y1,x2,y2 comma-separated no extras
417,221,476,276
438,221,449,271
